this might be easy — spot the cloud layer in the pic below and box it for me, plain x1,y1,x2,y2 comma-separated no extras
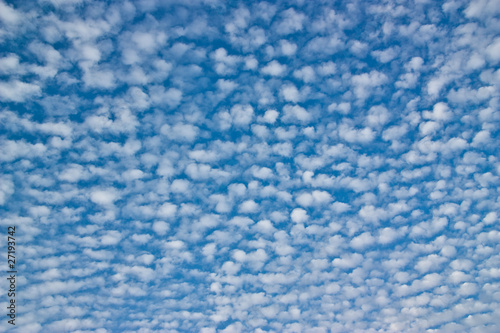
0,0,499,332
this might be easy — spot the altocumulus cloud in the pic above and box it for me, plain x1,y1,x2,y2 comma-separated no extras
0,0,499,332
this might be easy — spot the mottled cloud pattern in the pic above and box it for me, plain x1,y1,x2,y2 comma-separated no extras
0,0,499,332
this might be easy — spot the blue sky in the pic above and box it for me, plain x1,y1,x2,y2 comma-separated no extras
0,0,499,332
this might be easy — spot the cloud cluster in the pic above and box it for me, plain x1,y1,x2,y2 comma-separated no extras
0,0,499,332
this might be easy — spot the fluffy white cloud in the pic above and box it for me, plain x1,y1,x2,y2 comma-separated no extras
0,80,41,102
230,104,254,126
261,60,287,76
90,189,118,206
291,208,308,223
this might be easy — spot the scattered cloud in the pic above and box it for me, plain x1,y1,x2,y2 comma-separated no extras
0,1,499,332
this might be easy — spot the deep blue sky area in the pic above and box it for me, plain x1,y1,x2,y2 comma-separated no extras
0,0,499,332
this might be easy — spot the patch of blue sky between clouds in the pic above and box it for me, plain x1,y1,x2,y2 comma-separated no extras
0,0,499,332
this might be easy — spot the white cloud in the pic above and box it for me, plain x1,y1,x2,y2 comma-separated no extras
258,109,279,124
338,124,376,143
101,230,122,245
351,70,388,100
161,123,199,142
422,102,452,121
371,47,399,63
328,102,351,114
82,68,116,89
366,105,390,127
0,1,21,25
90,189,118,206
0,176,14,205
332,253,363,269
291,208,308,223
239,200,259,213
152,221,169,235
282,104,311,123
280,84,300,103
0,80,41,102
261,60,287,76
465,0,500,18
0,54,22,75
485,38,500,63
150,86,183,108
157,202,177,218
279,40,297,56
350,232,375,250
275,8,306,35
378,227,402,244
296,190,332,207
230,104,254,126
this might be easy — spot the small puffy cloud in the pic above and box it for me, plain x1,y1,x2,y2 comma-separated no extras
415,254,447,273
328,102,351,114
239,200,259,213
486,38,500,64
261,60,287,76
351,70,388,100
0,80,41,102
280,84,300,103
253,219,276,234
457,282,478,296
82,68,116,89
171,179,190,193
296,190,332,207
282,104,311,123
371,47,399,63
90,189,118,206
483,212,497,225
122,169,145,181
216,79,238,94
422,102,452,121
291,208,308,223
0,1,20,24
293,66,316,83
350,40,369,56
252,166,273,179
366,105,390,127
350,232,375,250
359,205,386,223
0,54,21,75
275,8,306,35
149,86,183,108
58,164,87,182
131,31,166,53
331,201,351,214
152,221,169,236
258,109,279,124
157,202,177,218
465,0,500,18
230,104,254,126
279,40,297,56
244,56,258,70
378,227,402,244
221,261,241,275
101,230,122,246
419,121,441,136
338,124,376,143
131,233,152,244
212,47,241,75
126,87,150,110
332,253,363,269
161,123,199,142
0,176,14,205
